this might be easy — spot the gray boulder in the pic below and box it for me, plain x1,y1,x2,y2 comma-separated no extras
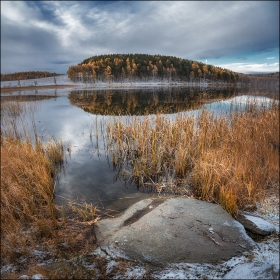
236,211,276,236
95,197,255,266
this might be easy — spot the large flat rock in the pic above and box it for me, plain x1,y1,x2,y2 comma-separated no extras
95,198,255,266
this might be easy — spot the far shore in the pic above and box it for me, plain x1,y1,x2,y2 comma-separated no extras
0,81,238,94
0,84,79,93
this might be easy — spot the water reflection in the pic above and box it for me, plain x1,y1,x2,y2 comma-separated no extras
68,87,237,116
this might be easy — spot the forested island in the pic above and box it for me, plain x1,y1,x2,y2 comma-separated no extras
1,71,62,82
67,54,240,84
1,55,278,91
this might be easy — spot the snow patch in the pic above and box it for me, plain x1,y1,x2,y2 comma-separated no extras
231,220,256,247
31,274,44,279
223,261,278,279
1,75,79,87
208,227,214,234
123,266,147,279
244,214,275,232
99,244,130,260
223,95,278,105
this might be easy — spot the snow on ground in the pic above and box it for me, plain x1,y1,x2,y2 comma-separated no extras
1,191,279,280
1,75,210,90
1,75,80,87
19,274,44,279
152,235,279,279
2,220,278,279
223,95,279,105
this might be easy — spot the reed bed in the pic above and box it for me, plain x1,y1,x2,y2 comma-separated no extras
106,100,279,215
1,99,101,273
0,98,65,264
1,130,64,263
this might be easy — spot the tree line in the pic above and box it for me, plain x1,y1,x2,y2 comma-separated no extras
67,54,239,84
1,71,62,82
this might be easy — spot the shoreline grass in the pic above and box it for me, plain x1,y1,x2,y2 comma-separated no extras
0,131,64,264
0,137,103,280
0,99,99,273
106,100,279,215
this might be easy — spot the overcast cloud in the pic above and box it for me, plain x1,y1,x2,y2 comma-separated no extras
1,1,279,74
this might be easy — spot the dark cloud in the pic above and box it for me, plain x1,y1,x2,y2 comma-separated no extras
19,27,57,53
1,1,279,74
25,1,64,26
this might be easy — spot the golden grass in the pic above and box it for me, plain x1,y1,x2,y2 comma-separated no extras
1,99,101,274
1,131,63,264
106,100,279,215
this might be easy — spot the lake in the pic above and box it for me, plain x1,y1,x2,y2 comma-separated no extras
1,86,277,216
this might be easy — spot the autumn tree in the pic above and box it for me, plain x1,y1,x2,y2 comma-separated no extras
203,64,208,81
152,65,158,82
105,65,112,83
126,58,132,82
191,62,200,82
67,53,240,84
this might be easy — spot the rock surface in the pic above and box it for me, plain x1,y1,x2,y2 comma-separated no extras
236,211,276,236
95,197,255,266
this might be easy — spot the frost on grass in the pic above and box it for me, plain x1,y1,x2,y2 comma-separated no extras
255,197,279,234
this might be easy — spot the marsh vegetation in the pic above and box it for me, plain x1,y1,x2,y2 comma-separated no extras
1,122,63,264
106,101,279,215
0,99,98,271
0,86,279,278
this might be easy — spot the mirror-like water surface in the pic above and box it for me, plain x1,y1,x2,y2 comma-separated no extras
1,87,278,215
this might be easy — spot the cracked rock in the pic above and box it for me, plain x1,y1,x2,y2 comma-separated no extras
95,198,255,266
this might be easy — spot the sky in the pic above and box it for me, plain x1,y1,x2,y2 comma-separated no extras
1,1,279,75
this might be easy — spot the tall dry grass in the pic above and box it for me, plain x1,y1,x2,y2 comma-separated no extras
1,99,100,271
1,97,64,265
1,132,63,263
106,100,279,215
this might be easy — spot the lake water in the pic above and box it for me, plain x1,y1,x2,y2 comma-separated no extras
1,86,277,216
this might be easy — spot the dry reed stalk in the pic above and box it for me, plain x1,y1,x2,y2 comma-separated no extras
106,101,279,215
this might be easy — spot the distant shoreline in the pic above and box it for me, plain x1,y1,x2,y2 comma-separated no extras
0,84,79,93
1,81,240,94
